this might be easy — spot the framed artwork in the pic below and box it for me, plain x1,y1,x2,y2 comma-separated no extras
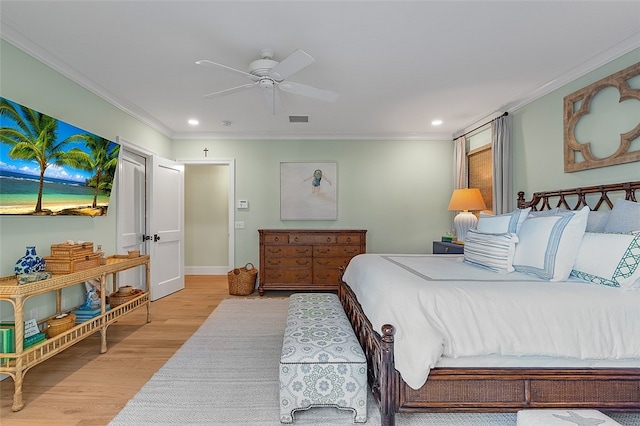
0,97,120,216
563,62,640,172
280,162,337,220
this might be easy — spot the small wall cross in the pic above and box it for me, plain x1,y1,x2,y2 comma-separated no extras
203,148,209,157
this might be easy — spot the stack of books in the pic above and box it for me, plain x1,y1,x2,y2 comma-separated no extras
24,332,46,349
0,324,14,366
72,306,109,323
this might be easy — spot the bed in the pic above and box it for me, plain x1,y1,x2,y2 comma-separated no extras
338,181,640,426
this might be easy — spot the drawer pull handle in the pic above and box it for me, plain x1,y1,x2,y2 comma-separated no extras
294,237,299,242
327,237,332,242
274,237,280,242
346,237,352,242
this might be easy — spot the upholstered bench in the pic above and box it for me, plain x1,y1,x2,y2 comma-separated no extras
517,409,622,425
279,293,367,423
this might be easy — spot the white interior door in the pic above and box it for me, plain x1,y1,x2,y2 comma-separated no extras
116,149,147,291
149,155,184,300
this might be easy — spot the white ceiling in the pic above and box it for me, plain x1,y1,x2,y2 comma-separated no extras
1,1,639,141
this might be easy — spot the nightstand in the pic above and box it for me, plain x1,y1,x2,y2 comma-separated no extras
433,241,464,254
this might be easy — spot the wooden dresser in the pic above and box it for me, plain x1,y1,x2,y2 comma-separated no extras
258,229,366,295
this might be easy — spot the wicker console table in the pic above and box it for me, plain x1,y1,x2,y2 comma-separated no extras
0,255,151,411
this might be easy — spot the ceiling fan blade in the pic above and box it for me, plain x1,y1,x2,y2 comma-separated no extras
278,81,339,102
268,49,314,81
262,84,284,115
203,82,258,98
196,59,257,80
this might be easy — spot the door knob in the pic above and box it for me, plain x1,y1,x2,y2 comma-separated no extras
154,234,160,242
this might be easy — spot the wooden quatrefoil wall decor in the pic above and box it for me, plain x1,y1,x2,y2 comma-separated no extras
564,62,640,172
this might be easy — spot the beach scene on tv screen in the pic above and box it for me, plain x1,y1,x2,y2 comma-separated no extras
0,97,120,216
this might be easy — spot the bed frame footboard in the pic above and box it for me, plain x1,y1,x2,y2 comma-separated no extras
338,278,640,426
338,276,397,426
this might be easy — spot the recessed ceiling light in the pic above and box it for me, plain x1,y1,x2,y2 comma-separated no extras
188,119,199,126
431,119,443,126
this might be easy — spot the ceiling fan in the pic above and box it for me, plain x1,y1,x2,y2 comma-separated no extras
196,49,339,115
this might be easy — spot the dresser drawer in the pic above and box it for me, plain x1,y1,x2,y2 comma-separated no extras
262,234,290,244
265,245,312,257
263,269,312,283
337,234,362,244
289,234,337,244
313,257,351,269
313,269,340,285
314,245,362,257
265,257,312,268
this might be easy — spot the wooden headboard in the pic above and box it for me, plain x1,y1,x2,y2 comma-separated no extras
517,181,640,211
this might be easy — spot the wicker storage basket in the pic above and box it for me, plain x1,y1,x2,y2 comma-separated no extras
108,288,143,307
46,313,76,337
44,253,100,274
227,263,258,296
50,242,94,258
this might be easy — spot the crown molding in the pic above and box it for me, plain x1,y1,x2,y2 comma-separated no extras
453,32,640,139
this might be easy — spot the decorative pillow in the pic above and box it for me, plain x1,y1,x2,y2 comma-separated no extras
603,199,640,233
586,210,611,233
463,229,519,273
513,206,589,281
527,208,560,217
571,232,640,289
476,208,531,234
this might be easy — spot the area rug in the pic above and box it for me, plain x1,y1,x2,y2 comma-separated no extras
110,298,640,426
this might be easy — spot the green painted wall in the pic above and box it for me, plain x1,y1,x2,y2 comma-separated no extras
172,139,454,267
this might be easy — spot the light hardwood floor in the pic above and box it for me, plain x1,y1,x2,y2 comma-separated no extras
0,275,250,425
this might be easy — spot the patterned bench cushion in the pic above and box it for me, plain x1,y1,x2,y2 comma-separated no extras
279,293,367,423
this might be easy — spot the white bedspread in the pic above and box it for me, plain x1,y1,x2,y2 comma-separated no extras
341,253,640,390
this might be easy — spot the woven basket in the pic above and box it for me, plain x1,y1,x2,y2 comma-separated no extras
227,263,258,296
108,288,143,307
46,313,76,337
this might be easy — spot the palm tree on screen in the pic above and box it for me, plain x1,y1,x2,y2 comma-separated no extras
79,134,120,208
0,99,88,213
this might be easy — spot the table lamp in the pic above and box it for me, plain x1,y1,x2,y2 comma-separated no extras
447,188,487,243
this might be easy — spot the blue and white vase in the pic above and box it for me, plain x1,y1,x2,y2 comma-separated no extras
15,246,46,275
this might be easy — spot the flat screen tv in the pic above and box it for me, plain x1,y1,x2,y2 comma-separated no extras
0,97,120,216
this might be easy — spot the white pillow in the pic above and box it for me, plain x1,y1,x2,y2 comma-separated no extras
463,229,519,273
603,199,640,233
513,206,589,281
571,232,640,289
476,208,531,234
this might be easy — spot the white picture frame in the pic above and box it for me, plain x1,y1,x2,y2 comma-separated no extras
280,162,337,220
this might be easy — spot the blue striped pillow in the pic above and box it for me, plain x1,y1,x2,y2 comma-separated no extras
463,229,519,273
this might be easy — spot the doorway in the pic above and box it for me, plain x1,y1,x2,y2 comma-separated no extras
181,159,235,274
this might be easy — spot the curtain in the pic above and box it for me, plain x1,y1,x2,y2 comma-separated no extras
453,136,467,189
491,114,513,214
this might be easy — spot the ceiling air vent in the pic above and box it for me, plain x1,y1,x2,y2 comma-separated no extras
289,115,309,123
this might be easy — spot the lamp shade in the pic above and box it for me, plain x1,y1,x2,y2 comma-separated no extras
447,188,487,243
447,188,487,212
